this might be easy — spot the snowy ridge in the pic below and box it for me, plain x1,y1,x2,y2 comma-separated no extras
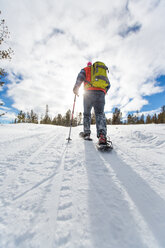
0,123,165,248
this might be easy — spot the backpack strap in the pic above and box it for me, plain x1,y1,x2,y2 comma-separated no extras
94,75,109,83
96,64,108,71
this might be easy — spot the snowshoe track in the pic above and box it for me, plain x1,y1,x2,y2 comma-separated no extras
1,125,165,248
97,144,165,248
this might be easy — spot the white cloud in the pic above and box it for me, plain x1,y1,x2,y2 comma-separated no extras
140,107,161,117
0,105,10,111
0,111,17,123
0,99,4,105
0,0,165,121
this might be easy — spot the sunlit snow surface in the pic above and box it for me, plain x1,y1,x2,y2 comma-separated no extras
0,123,165,248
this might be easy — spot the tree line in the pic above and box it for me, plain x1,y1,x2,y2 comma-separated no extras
15,105,82,126
109,106,165,124
15,105,165,125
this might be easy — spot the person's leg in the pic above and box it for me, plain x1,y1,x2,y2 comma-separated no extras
83,92,92,135
93,91,107,138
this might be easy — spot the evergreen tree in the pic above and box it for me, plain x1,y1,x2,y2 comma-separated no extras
134,111,139,124
106,117,112,125
127,114,131,124
162,105,165,113
77,112,82,125
72,117,78,127
51,110,78,127
139,114,145,124
146,114,152,124
152,113,158,124
30,110,38,124
26,111,31,123
0,11,14,117
41,105,51,124
112,108,122,124
127,114,134,124
0,69,6,92
17,111,26,123
157,105,165,123
123,120,127,125
91,111,96,124
56,114,62,125
52,116,57,125
0,12,13,60
64,109,71,126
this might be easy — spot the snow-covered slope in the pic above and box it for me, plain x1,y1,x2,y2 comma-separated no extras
0,123,165,248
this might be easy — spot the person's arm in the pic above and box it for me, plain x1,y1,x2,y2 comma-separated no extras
73,69,86,96
106,78,111,93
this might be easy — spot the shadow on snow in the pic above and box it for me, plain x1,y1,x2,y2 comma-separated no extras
84,141,165,248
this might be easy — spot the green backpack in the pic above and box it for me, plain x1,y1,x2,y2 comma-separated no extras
90,61,109,89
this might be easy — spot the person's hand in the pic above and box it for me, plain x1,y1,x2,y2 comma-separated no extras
73,86,79,96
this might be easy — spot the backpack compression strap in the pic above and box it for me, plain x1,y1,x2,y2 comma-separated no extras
95,64,109,72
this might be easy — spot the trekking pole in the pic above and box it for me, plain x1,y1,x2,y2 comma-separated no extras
67,94,76,142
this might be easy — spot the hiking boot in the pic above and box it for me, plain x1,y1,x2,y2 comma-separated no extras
79,132,91,140
84,134,91,140
99,134,107,145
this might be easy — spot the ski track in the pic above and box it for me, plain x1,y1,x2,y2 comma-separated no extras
0,124,165,248
53,135,93,248
112,131,165,200
0,126,92,248
0,130,60,205
0,127,68,247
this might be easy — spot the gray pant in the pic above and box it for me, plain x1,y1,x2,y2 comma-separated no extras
83,90,107,137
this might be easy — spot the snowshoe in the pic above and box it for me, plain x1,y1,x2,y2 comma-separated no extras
98,134,107,145
79,132,93,141
97,135,113,151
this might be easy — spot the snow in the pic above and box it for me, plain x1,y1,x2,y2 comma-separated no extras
0,123,165,248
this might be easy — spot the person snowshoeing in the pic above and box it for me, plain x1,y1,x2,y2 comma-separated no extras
73,61,110,145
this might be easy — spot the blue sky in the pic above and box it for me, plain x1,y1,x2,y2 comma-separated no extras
0,0,165,123
141,76,165,112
